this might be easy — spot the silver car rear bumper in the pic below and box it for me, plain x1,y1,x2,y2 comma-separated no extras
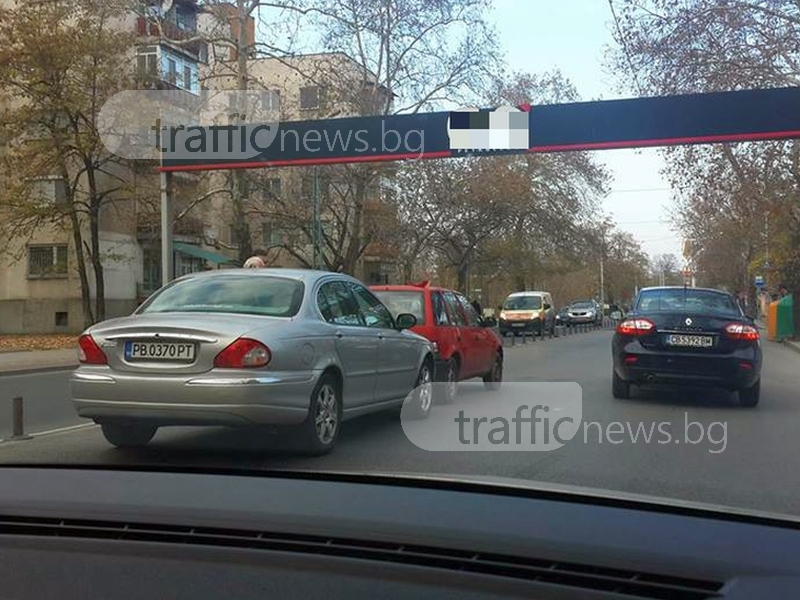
71,368,318,426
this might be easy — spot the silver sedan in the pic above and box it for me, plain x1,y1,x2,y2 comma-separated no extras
71,269,435,454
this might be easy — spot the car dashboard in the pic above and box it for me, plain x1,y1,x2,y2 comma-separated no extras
0,466,798,599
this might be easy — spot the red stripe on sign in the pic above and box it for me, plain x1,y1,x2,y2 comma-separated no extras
159,150,454,172
528,130,800,153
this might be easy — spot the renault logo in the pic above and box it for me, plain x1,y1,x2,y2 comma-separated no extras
685,317,693,325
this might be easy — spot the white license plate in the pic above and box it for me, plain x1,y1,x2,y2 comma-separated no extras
124,341,196,361
512,322,526,327
665,334,713,348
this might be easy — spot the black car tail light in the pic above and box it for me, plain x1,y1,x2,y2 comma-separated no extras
616,318,655,336
724,323,760,341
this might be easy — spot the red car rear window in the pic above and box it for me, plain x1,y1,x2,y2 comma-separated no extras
372,290,426,325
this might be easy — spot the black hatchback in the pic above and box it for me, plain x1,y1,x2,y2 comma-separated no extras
611,286,762,407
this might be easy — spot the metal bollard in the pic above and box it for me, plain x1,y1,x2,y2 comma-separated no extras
8,397,32,441
522,332,527,344
511,333,516,346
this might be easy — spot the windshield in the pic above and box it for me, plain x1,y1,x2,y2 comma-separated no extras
636,289,740,316
570,301,595,309
372,291,426,324
503,296,542,310
139,275,304,317
3,0,800,526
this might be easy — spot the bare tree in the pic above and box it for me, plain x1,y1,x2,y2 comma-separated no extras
609,0,800,329
0,0,137,326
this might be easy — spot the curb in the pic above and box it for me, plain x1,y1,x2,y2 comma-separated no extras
0,365,77,377
780,340,800,356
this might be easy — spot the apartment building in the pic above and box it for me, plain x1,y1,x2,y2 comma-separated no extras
0,0,236,334
202,52,401,283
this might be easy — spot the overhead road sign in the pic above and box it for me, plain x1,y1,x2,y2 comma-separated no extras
158,86,800,172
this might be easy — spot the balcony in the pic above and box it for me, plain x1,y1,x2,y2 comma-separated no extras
137,213,205,240
136,16,207,61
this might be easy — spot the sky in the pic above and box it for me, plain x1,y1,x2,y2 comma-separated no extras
488,0,683,261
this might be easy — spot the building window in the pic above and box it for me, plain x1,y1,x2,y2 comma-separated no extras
299,86,326,110
184,65,192,89
264,90,280,111
136,46,159,78
30,177,67,206
142,247,160,294
28,244,68,278
265,177,281,197
167,58,177,84
262,222,286,246
55,311,68,327
176,254,204,276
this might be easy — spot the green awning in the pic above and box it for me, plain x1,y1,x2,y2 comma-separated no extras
173,242,237,265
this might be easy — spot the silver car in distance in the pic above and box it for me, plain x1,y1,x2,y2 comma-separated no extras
71,269,435,454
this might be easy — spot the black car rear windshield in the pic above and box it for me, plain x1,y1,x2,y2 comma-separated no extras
503,295,542,310
372,290,426,324
635,289,740,315
138,275,305,317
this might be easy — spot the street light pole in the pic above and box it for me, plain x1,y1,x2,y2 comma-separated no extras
599,225,606,312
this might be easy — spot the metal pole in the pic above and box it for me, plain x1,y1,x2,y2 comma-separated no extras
599,230,605,317
8,397,32,441
160,171,173,286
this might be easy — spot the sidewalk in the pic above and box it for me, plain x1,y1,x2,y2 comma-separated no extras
0,348,78,376
756,317,800,356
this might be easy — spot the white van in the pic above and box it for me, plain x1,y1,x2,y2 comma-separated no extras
498,291,556,337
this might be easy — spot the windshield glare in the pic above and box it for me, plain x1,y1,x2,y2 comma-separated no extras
139,276,305,317
372,291,426,324
503,296,542,310
6,0,800,524
571,301,595,309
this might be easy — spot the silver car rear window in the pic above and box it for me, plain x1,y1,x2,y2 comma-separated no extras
139,275,305,317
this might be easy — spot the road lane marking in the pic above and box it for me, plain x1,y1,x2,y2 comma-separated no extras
30,423,97,438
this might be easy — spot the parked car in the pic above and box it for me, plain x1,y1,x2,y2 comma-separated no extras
371,282,503,404
555,306,572,327
567,299,602,326
611,286,763,406
498,291,556,337
71,269,436,454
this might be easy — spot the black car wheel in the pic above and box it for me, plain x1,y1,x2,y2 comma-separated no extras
437,357,459,405
612,370,631,399
739,379,760,408
483,352,503,391
100,422,157,448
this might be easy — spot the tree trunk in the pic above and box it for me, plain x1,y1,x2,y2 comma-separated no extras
401,260,413,283
86,165,105,322
456,262,468,294
68,210,94,328
342,172,367,274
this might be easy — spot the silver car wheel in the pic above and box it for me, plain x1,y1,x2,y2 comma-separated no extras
314,383,339,445
418,364,433,413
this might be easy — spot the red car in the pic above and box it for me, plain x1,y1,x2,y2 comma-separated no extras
370,282,503,404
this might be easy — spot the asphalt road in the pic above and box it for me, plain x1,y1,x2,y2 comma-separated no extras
1,329,800,516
